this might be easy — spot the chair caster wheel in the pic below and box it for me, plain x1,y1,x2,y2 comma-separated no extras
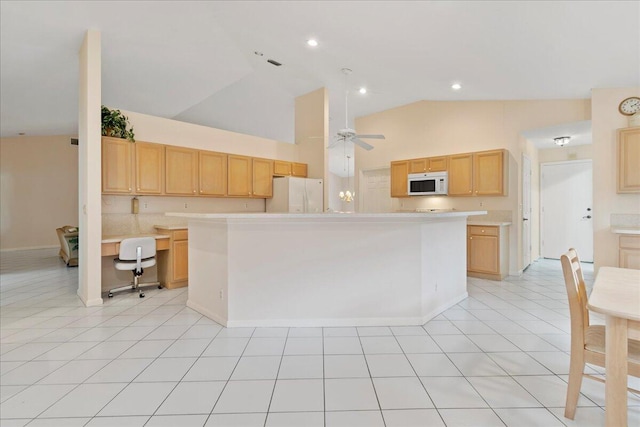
139,293,145,298
108,293,113,298
158,285,162,289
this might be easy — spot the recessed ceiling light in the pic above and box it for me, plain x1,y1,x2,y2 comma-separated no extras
451,83,462,90
359,87,367,94
307,39,318,47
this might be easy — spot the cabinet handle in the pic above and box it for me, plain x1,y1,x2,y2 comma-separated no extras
193,190,196,193
470,237,473,240
129,187,131,191
481,230,485,233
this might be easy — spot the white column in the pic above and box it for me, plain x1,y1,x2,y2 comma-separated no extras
78,30,103,306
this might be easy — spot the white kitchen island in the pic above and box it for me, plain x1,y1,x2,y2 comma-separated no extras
167,211,485,327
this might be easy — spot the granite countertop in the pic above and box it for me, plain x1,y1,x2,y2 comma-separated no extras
467,221,512,227
610,226,640,235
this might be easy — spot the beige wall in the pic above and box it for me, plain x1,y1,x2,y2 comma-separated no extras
538,143,593,163
355,99,591,274
0,135,79,250
592,87,640,269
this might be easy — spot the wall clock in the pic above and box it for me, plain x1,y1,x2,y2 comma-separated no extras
619,96,640,116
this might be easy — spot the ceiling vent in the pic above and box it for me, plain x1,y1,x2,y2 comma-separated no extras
267,59,282,67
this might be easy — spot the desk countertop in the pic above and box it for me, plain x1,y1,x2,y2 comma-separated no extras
102,233,170,244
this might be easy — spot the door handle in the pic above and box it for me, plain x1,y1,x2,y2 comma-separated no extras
523,218,529,221
583,215,591,219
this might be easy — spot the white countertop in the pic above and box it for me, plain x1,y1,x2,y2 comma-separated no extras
610,226,640,235
154,224,188,230
102,233,170,244
468,221,512,227
167,211,487,222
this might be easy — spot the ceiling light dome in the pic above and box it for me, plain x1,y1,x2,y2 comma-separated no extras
359,87,367,94
307,39,318,47
554,136,571,146
451,83,462,90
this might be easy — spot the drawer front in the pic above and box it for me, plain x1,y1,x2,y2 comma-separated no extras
156,238,170,251
467,225,499,237
173,230,188,241
620,235,640,249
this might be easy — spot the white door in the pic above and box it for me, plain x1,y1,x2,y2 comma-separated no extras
541,160,593,262
288,177,305,213
522,154,532,270
361,169,392,213
305,179,324,213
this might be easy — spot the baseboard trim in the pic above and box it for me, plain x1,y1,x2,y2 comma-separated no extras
420,292,468,324
0,245,58,252
187,299,227,327
77,289,103,307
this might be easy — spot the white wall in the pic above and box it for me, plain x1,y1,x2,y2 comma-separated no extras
0,135,78,250
591,87,640,269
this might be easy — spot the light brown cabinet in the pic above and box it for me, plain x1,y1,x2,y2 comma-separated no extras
291,162,308,177
102,137,133,194
617,127,640,193
155,227,188,289
228,154,253,197
274,160,292,177
135,142,164,195
165,146,198,195
252,158,274,198
199,151,227,196
390,160,410,197
619,235,640,269
467,225,509,280
409,156,448,174
448,149,506,197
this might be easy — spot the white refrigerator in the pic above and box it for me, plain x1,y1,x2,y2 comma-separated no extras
266,177,324,213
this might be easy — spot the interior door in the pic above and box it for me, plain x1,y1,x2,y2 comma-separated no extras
522,154,532,270
541,160,593,262
361,169,392,213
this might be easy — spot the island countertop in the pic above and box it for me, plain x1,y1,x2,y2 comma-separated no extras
166,210,487,221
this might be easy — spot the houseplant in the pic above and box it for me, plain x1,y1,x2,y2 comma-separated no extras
101,105,135,142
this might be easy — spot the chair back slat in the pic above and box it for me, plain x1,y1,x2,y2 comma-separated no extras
119,237,156,261
560,248,589,345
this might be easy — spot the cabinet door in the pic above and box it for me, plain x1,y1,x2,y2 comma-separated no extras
252,158,274,198
428,156,448,172
172,240,189,282
274,160,292,176
292,162,308,177
474,149,505,196
102,137,133,194
618,127,640,193
409,158,428,173
165,146,198,195
390,161,409,197
135,142,164,194
228,155,252,197
468,234,499,274
448,154,473,196
199,151,227,196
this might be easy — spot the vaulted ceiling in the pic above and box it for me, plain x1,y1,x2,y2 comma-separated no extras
1,1,638,142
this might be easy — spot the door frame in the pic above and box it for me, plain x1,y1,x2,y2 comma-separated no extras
522,153,532,271
539,159,593,261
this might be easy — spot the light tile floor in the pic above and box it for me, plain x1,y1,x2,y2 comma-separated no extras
1,248,639,426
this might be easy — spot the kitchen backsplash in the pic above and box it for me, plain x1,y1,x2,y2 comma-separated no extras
468,210,513,223
611,213,640,227
102,213,188,235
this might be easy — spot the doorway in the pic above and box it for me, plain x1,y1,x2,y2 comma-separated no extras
540,160,593,262
360,168,391,213
522,154,532,270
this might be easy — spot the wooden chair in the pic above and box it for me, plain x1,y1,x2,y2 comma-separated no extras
560,248,640,419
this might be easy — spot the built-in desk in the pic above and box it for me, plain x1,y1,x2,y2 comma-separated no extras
101,234,170,256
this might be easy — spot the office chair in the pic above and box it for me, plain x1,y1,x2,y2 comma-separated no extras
109,237,161,298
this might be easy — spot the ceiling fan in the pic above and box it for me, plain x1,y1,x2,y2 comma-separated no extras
328,68,385,151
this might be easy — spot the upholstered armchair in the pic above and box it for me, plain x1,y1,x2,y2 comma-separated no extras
56,225,78,266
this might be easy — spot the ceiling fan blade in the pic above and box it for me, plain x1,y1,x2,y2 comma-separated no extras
327,138,343,149
355,134,385,140
352,138,374,151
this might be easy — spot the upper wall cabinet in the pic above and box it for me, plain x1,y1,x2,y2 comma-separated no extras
473,149,506,196
135,142,164,195
390,160,410,197
199,151,227,196
252,158,274,198
102,137,133,194
274,160,292,177
228,154,253,197
448,154,474,196
618,127,640,193
292,162,308,177
408,156,448,174
165,146,198,195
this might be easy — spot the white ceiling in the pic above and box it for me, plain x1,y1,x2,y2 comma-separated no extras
1,1,639,147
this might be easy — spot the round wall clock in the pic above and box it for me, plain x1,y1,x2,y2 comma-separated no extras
619,96,640,116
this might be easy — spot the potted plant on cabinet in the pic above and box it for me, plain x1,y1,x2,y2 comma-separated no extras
101,105,135,142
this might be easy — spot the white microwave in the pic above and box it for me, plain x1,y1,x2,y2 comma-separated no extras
407,172,448,196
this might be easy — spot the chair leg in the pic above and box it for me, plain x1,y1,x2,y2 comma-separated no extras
564,351,585,419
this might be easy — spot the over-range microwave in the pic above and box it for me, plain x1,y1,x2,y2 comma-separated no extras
407,172,448,196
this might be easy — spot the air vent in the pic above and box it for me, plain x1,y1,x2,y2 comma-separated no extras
70,138,78,145
267,59,282,67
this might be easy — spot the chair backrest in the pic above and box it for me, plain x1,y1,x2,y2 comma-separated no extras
560,248,589,346
118,237,156,261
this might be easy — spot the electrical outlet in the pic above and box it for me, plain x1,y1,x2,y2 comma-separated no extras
184,203,188,209
144,203,148,209
219,290,224,300
244,203,248,209
479,201,483,207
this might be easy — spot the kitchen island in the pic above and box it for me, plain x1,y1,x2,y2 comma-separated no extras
167,211,485,327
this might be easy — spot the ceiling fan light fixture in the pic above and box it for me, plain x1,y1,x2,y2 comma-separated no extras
306,39,318,47
359,87,367,94
554,136,571,146
451,83,462,90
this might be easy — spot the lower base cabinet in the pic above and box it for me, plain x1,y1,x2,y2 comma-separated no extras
155,227,188,289
619,235,640,269
467,225,509,280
